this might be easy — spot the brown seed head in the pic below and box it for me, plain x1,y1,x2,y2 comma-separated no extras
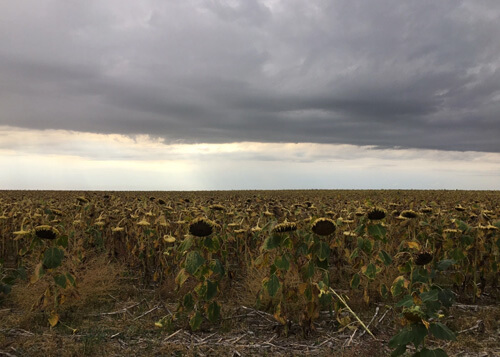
189,217,215,237
367,208,386,220
414,251,433,266
401,210,418,219
272,221,297,234
311,218,337,236
34,225,59,240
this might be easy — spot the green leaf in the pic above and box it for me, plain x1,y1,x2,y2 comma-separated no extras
189,311,203,331
56,235,68,249
274,255,290,271
396,295,414,308
316,241,330,261
420,289,439,303
460,235,474,247
301,260,315,280
185,251,205,275
368,224,387,240
210,259,225,277
205,280,218,300
389,326,413,348
363,263,377,280
391,276,406,297
175,268,189,288
390,343,407,357
263,234,281,250
183,293,194,311
436,259,455,271
379,250,393,266
418,348,448,357
43,247,64,269
429,322,456,341
350,273,360,289
380,283,389,299
438,289,455,308
266,273,280,297
355,223,365,235
54,274,67,289
203,236,218,252
456,220,470,232
65,273,76,287
206,301,221,322
358,237,373,254
349,248,359,260
411,323,428,348
178,236,194,253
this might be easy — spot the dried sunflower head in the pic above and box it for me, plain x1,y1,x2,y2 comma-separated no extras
272,221,297,234
400,210,418,219
311,218,336,236
76,196,89,204
163,235,176,243
477,224,499,231
414,251,433,266
403,305,425,323
136,219,150,226
34,225,59,240
366,208,386,220
189,217,215,237
209,204,225,211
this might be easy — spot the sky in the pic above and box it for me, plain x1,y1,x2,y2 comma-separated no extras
1,0,499,190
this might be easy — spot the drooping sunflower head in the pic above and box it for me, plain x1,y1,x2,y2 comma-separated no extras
209,204,225,211
311,218,337,236
34,225,59,240
76,196,89,205
366,208,386,221
414,251,433,266
272,221,297,234
189,217,216,237
400,210,418,219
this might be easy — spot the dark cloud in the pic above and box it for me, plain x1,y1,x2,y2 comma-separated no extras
1,0,499,152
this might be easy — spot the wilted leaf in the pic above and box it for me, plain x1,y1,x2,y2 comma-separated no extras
48,311,59,327
189,311,203,331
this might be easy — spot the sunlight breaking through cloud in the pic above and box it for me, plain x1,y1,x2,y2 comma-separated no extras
1,126,499,190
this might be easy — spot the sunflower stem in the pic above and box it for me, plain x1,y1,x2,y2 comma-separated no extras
328,287,376,339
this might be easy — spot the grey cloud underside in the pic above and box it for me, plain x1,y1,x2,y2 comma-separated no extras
1,0,499,152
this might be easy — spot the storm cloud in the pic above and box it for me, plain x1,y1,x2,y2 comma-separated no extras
1,0,500,152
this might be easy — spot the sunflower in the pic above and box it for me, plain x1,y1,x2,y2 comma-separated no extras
414,251,433,266
34,225,59,240
163,235,176,243
400,210,418,219
272,221,297,234
209,204,225,211
311,218,336,236
367,208,386,220
189,217,216,237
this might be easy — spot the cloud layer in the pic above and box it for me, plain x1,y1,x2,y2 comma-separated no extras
1,0,500,152
1,126,499,190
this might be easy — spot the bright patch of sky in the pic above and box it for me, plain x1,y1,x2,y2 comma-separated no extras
1,126,498,190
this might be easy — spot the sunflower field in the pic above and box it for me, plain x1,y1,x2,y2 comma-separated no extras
1,190,499,356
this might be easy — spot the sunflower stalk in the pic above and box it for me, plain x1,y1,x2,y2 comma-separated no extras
328,287,376,340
